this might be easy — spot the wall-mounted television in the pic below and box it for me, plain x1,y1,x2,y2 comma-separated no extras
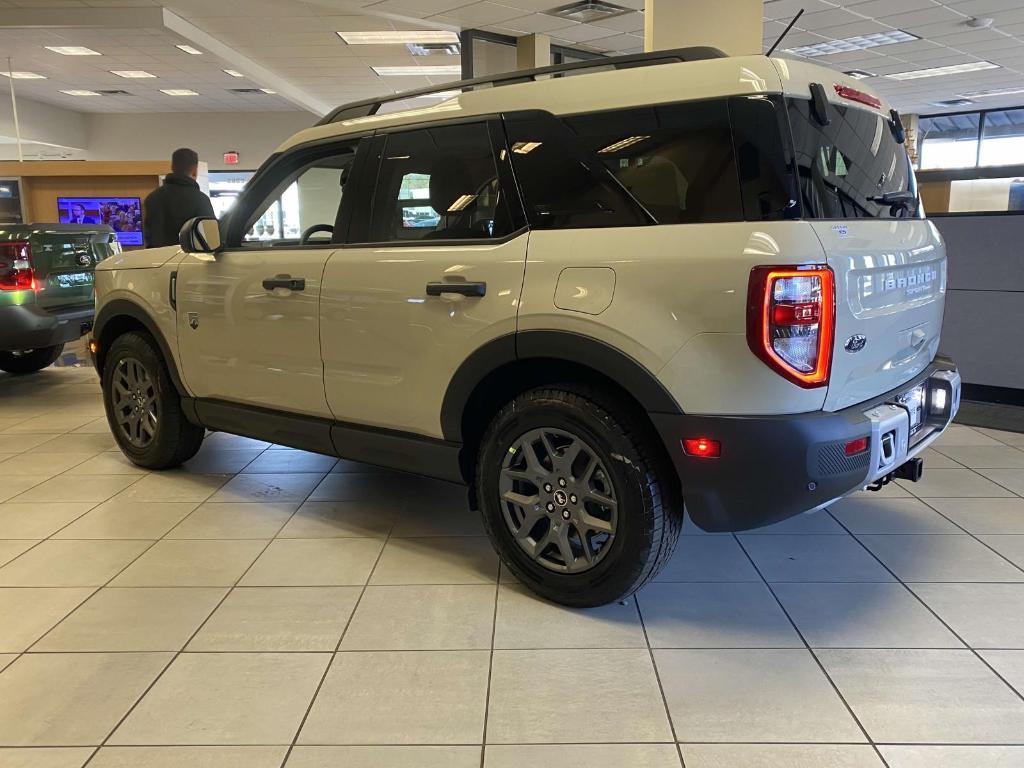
58,196,143,246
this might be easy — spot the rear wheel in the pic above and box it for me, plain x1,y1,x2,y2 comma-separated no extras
477,385,682,607
0,344,64,374
102,331,203,468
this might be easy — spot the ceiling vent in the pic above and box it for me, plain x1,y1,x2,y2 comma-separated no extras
98,89,130,95
407,42,460,56
545,1,633,23
228,87,267,94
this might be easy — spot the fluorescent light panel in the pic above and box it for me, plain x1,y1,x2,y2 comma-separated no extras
958,86,1024,99
599,135,650,153
61,89,101,96
161,88,198,96
373,65,462,76
785,30,918,58
176,44,203,55
260,88,276,94
224,69,244,77
886,61,999,80
45,46,101,56
0,71,46,79
111,70,155,78
339,30,460,45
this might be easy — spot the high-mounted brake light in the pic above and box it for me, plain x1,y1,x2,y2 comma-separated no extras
834,83,882,110
747,265,835,389
0,241,35,292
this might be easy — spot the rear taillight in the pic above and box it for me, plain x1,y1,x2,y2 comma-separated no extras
0,241,35,292
747,265,835,388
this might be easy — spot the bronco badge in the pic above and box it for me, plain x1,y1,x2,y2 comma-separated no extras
845,334,867,353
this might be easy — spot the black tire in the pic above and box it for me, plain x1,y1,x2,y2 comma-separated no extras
0,344,64,374
102,331,204,469
477,385,683,607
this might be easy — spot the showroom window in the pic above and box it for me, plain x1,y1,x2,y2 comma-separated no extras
980,109,1024,167
241,147,355,247
918,113,982,170
364,123,514,243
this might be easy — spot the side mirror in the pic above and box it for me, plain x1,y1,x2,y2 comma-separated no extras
179,216,222,254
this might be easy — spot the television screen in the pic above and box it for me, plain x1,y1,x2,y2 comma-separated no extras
58,196,143,246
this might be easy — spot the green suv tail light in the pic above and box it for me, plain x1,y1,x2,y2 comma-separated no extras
0,241,35,292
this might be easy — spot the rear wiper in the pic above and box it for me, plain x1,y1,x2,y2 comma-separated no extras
866,190,916,206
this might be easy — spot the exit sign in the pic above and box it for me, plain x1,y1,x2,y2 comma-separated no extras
223,151,240,165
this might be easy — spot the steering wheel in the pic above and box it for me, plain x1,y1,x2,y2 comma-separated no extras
300,224,334,244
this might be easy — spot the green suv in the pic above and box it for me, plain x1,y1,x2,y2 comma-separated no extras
0,223,118,374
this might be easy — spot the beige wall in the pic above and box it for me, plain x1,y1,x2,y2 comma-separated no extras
83,111,318,171
0,95,87,155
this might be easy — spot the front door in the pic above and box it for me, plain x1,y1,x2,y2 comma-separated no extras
176,140,361,417
321,120,528,438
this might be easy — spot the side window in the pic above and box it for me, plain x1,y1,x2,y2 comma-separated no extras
364,123,513,243
241,146,356,247
567,99,743,224
728,95,799,221
504,112,649,229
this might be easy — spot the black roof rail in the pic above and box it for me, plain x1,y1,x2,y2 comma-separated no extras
316,46,727,126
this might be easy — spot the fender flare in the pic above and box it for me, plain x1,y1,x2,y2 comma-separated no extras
93,299,187,395
439,330,682,442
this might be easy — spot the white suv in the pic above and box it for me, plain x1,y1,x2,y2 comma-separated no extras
91,47,961,607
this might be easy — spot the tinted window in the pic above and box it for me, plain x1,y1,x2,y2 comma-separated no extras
566,99,743,224
788,97,917,219
241,147,355,247
729,95,798,220
365,123,513,243
504,112,648,229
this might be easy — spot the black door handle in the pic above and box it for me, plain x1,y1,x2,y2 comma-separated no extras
425,281,486,297
263,276,305,292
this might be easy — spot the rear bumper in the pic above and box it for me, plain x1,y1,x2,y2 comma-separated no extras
652,357,961,532
0,303,94,351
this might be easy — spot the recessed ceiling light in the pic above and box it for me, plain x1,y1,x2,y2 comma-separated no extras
958,86,1024,99
338,30,460,45
785,30,918,58
176,44,203,55
886,61,999,80
111,70,155,78
0,71,46,79
259,88,276,94
45,46,101,56
223,69,244,78
61,89,101,96
373,65,462,76
545,1,633,23
844,69,876,80
933,98,974,108
161,88,199,96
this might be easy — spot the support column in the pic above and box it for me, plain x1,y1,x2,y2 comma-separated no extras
644,0,763,56
517,33,550,70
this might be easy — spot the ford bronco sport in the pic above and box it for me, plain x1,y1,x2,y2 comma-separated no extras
91,48,961,607
1,223,117,374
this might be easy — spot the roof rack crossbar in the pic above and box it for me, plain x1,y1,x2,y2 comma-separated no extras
316,46,727,126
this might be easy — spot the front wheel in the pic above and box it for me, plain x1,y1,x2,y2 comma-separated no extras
477,385,683,607
102,331,204,469
0,344,64,374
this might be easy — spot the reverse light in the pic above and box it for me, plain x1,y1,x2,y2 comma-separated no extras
747,265,835,388
0,241,35,292
844,437,869,457
683,437,721,459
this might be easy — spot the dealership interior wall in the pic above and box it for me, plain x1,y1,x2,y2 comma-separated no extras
2,2,1024,767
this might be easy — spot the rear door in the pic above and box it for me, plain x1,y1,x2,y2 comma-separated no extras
32,226,117,311
320,119,528,439
786,96,946,411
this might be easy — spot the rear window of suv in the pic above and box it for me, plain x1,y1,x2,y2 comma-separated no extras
787,97,919,219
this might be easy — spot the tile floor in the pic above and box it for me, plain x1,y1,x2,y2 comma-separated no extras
1,367,1024,767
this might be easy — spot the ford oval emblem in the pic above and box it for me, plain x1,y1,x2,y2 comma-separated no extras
845,334,867,353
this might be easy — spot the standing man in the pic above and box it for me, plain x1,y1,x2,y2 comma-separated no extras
143,148,215,248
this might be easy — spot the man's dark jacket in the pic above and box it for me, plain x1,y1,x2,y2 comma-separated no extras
143,173,215,248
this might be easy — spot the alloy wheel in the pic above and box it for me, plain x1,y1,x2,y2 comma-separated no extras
111,357,158,448
498,427,618,573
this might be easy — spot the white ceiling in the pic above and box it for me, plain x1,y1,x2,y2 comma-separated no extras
0,0,1022,116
